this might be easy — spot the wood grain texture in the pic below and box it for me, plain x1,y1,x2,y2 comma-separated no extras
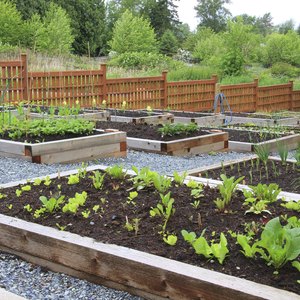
0,213,298,300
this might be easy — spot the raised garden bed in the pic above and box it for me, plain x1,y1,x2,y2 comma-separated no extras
226,112,299,126
96,121,228,155
142,109,224,126
107,109,174,125
0,166,299,299
211,127,300,152
26,106,110,121
185,156,300,194
0,130,126,164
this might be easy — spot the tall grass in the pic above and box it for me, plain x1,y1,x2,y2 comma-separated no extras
220,74,254,85
168,65,217,81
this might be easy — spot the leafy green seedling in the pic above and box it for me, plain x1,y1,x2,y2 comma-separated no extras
150,192,175,232
68,174,80,185
43,176,52,186
152,173,172,193
236,234,259,258
281,200,300,212
81,209,90,218
190,200,200,209
89,171,105,190
218,174,244,205
39,195,65,213
106,165,126,179
56,223,66,231
163,234,178,246
62,191,88,214
127,191,138,205
173,171,187,186
24,204,32,212
33,178,42,186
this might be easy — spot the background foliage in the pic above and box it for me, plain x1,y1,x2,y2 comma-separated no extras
0,0,300,87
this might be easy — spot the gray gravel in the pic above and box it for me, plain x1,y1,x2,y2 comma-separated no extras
0,150,252,184
0,150,267,299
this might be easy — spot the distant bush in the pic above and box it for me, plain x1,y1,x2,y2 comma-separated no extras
270,62,300,77
108,52,176,70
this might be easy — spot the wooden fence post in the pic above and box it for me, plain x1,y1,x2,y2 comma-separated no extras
21,54,28,101
101,64,107,107
289,80,294,111
211,74,218,96
253,78,258,112
162,71,168,109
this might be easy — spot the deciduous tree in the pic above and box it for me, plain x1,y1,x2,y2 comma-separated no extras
35,3,74,55
109,10,158,54
195,0,231,32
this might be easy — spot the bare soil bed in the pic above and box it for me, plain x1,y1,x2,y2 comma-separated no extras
0,130,102,143
96,121,287,143
151,110,211,118
204,127,287,143
0,169,299,296
96,121,210,141
107,109,157,118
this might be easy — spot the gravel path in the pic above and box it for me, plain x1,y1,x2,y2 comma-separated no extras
0,150,280,299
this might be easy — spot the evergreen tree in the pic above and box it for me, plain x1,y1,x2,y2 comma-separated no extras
11,0,48,20
278,20,295,34
159,29,178,56
54,0,106,56
145,0,180,38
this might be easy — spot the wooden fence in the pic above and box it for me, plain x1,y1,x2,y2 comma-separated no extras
0,54,300,112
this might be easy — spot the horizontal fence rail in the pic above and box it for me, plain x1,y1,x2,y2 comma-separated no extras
0,54,299,112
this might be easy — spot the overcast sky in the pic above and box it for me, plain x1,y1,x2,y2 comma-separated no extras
177,0,300,31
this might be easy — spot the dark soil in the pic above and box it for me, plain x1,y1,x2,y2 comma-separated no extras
152,110,211,118
0,170,299,295
204,127,286,143
0,130,103,143
226,124,300,134
95,121,286,143
199,158,300,193
96,121,211,141
107,109,159,118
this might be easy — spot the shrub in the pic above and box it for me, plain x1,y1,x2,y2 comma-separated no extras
270,62,300,77
108,52,173,70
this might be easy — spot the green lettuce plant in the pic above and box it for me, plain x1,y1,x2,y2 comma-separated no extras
181,230,229,264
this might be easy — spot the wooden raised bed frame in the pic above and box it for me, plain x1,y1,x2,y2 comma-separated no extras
127,131,229,156
229,114,299,126
227,131,300,152
140,109,225,126
184,155,300,201
0,167,298,300
109,110,174,125
28,110,110,121
0,130,126,164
